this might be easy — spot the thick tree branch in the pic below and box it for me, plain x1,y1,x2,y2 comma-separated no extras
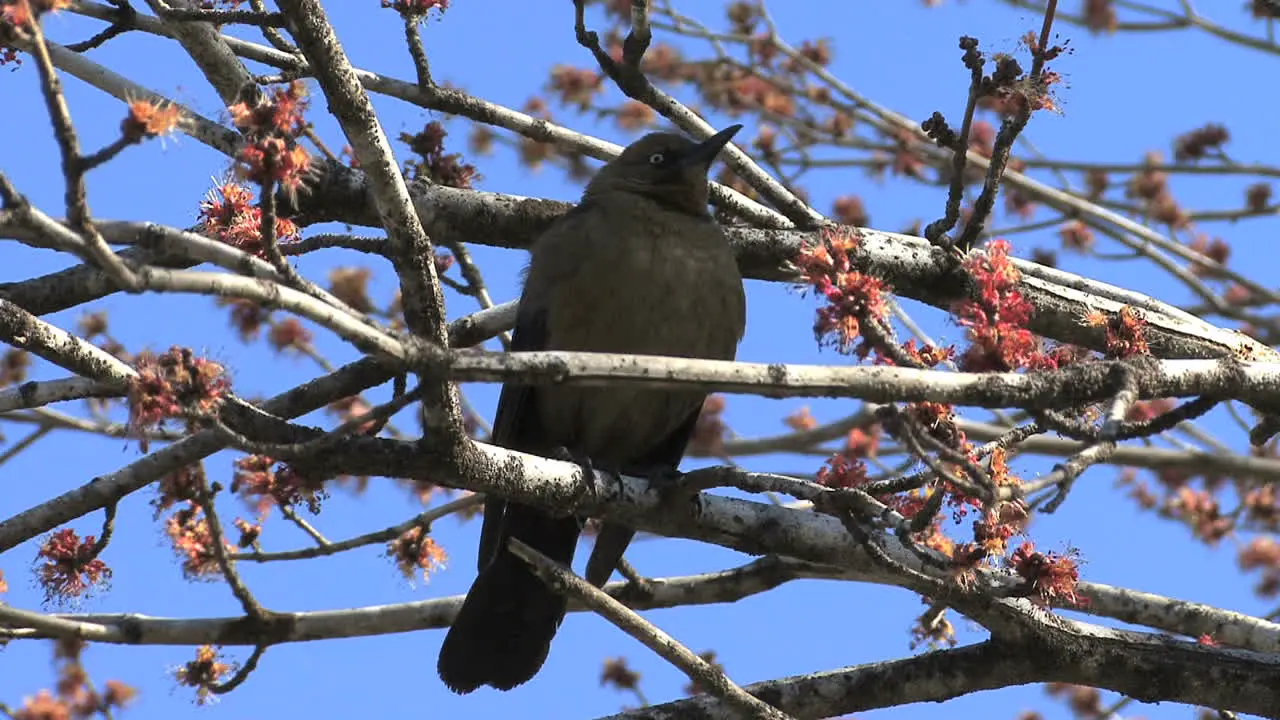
423,349,1275,410
0,295,514,553
599,637,1280,720
0,377,118,413
276,0,463,449
0,557,834,646
0,298,136,386
142,0,254,104
5,553,1274,656
4,184,1271,364
0,357,396,553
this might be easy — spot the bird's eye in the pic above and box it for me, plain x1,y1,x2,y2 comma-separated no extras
648,152,666,166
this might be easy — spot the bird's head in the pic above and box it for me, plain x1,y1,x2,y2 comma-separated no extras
584,125,742,216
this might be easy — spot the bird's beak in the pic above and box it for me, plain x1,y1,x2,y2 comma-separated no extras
680,124,743,168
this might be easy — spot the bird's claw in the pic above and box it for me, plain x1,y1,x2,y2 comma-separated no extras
549,445,594,470
550,446,626,513
642,466,696,507
644,466,685,489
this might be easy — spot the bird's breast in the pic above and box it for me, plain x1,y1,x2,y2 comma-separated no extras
534,214,744,464
554,248,738,355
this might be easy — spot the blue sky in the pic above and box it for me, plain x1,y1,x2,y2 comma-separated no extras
2,2,1277,718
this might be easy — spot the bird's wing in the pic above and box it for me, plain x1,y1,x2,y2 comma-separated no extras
630,404,704,475
474,202,598,571
476,295,549,571
583,403,703,587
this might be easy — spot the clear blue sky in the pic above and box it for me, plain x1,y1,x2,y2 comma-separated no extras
2,2,1276,718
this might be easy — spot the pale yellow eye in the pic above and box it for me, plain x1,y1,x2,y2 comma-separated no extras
648,152,666,165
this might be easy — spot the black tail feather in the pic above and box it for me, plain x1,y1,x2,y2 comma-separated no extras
584,523,636,587
437,506,580,694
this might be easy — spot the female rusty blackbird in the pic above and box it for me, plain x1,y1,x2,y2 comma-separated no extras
438,125,747,694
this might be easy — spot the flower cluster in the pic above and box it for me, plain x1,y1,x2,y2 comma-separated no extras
972,38,1063,117
687,395,730,458
327,394,380,437
1009,541,1086,607
400,121,481,189
175,645,232,705
327,267,375,313
1187,233,1230,278
34,528,111,604
796,225,889,353
953,240,1041,371
0,347,30,386
1084,305,1150,358
381,0,449,18
227,81,312,196
1239,536,1280,597
197,181,300,257
231,455,328,516
387,526,448,582
1122,151,1190,228
127,347,230,446
1174,123,1230,162
600,656,641,692
1120,453,1280,599
815,452,870,490
547,65,603,109
152,464,205,517
268,318,313,353
218,297,270,342
8,639,135,719
121,98,183,143
164,504,232,579
1,0,70,37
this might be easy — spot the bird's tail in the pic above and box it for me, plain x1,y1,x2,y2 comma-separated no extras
585,523,637,587
437,506,581,694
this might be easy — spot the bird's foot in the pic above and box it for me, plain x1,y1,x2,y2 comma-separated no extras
550,446,627,482
549,445,593,469
644,466,686,490
549,447,622,513
641,466,698,507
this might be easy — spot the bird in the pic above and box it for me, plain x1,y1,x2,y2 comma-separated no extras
436,125,748,695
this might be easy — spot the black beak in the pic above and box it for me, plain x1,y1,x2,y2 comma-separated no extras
680,124,742,168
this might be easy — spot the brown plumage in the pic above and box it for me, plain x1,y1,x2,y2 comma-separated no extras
436,126,748,695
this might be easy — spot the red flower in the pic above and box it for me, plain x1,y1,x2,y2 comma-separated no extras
35,529,112,603
1009,541,1085,607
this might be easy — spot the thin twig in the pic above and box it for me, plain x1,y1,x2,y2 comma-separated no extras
209,644,269,695
195,478,267,619
21,2,139,290
234,493,482,562
507,538,795,720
